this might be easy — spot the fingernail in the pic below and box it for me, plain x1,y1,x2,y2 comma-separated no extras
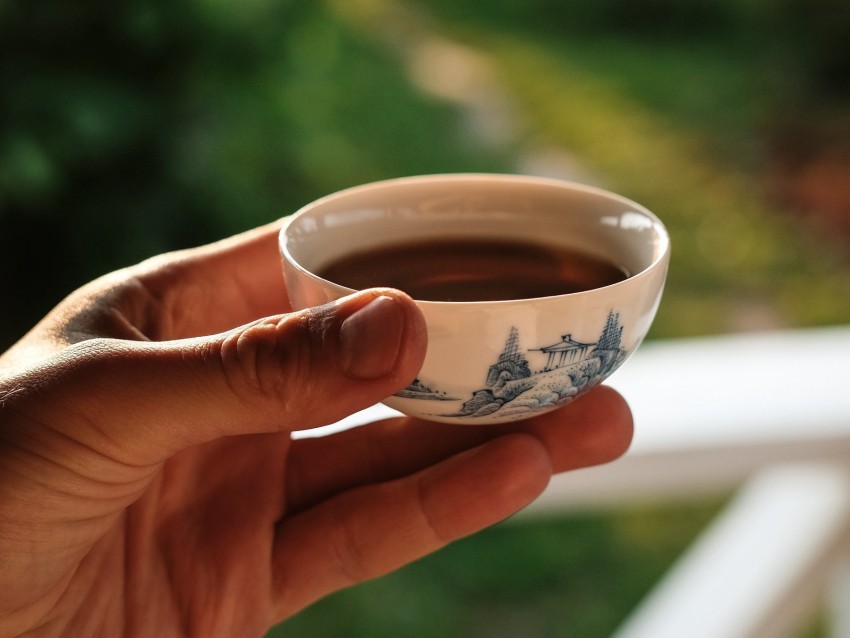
340,295,405,379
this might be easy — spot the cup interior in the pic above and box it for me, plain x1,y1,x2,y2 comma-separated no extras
282,174,668,300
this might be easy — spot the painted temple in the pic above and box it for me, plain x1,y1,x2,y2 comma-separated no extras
531,333,596,371
482,311,626,386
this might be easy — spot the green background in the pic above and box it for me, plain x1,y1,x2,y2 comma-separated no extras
3,0,849,635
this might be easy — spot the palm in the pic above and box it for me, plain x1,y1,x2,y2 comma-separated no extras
121,434,290,637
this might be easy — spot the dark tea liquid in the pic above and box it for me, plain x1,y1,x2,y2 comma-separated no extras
317,238,629,302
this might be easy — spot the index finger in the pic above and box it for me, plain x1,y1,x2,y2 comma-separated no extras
132,220,292,338
285,386,633,515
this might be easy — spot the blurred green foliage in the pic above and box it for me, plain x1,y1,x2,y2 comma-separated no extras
424,0,850,337
274,501,722,638
427,0,850,102
2,0,849,636
0,0,506,347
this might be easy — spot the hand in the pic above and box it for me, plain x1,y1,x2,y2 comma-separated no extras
0,223,633,637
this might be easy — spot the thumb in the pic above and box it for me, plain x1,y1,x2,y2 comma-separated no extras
46,289,427,464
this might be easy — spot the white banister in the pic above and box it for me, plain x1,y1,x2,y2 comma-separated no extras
527,325,850,512
610,464,850,638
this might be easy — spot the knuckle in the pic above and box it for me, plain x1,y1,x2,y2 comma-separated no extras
415,477,454,546
218,315,315,405
329,500,381,585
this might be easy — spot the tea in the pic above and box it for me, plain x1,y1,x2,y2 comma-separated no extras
317,237,628,302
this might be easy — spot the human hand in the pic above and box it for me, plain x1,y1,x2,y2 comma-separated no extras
0,223,632,637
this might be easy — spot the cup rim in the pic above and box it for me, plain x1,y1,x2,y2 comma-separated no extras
279,173,671,307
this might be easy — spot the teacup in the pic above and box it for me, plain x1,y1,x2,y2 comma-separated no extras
279,174,670,424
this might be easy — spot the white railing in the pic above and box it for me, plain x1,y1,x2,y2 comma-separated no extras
306,326,850,638
536,326,850,638
609,463,850,638
530,327,850,511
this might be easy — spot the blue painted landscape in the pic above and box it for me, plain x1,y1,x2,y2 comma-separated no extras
395,311,627,419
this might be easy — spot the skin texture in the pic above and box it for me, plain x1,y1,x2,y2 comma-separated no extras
0,222,633,637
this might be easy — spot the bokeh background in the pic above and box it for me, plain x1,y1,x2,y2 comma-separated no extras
2,0,849,635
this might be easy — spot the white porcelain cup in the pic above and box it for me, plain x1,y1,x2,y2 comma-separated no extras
279,174,670,424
